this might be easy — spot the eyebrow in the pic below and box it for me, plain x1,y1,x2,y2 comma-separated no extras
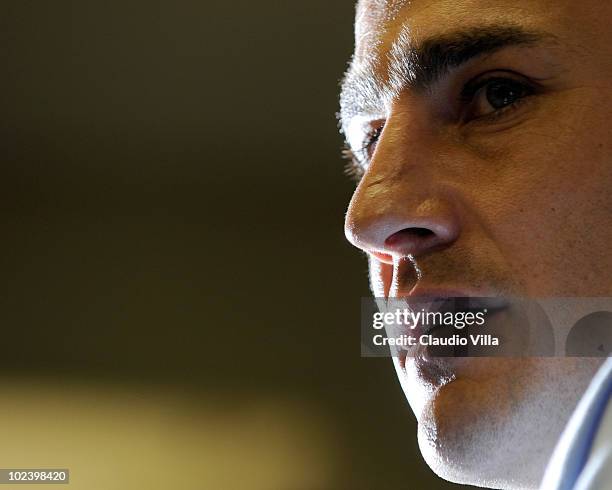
339,24,552,132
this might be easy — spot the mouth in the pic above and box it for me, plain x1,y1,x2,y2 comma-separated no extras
394,292,510,329
406,286,509,303
387,292,512,370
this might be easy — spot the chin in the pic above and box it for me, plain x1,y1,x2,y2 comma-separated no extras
407,358,600,490
415,384,544,490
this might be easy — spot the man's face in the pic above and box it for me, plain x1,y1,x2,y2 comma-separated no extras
341,0,612,488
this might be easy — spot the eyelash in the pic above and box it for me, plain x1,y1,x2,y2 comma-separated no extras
342,146,364,181
343,74,535,181
460,74,534,123
342,125,383,181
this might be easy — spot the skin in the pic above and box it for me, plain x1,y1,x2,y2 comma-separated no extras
341,1,612,488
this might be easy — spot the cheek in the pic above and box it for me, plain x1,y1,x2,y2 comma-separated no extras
466,115,612,294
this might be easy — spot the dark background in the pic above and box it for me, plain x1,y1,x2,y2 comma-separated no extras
1,1,474,488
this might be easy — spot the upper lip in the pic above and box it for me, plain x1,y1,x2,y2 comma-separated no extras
404,286,505,300
385,288,511,338
408,288,510,313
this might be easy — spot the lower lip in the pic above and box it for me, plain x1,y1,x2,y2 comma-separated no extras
397,302,510,372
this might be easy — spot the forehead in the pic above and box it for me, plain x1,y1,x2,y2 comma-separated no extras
353,0,405,60
340,0,612,139
353,0,595,61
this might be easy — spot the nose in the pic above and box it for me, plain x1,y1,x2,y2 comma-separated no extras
345,192,460,262
344,126,461,263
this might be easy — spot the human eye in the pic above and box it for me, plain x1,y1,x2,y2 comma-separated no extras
342,123,384,181
460,72,536,123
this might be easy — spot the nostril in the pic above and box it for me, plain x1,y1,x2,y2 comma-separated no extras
411,227,435,238
385,227,435,246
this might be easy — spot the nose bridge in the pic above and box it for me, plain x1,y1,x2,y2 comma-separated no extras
346,111,431,226
344,108,461,258
363,97,441,185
